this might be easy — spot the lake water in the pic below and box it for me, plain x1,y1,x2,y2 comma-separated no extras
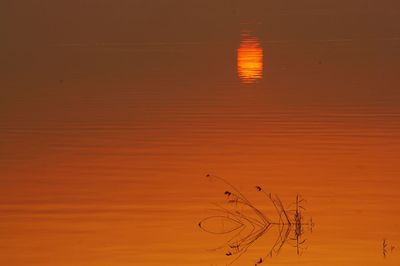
1,1,400,265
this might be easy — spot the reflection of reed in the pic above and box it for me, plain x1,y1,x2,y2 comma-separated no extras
383,239,395,258
199,175,313,265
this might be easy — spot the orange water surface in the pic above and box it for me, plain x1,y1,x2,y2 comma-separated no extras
1,1,400,266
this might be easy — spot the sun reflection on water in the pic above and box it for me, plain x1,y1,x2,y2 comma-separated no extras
237,33,263,84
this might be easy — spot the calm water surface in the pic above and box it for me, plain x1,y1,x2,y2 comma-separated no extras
1,1,400,265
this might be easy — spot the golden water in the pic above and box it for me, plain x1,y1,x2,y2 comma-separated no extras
1,1,400,265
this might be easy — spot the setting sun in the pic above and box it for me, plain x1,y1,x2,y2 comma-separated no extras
237,33,263,84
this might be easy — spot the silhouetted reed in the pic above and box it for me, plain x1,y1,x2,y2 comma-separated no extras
199,174,313,265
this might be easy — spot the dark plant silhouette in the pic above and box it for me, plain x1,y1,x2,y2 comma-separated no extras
199,174,313,265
